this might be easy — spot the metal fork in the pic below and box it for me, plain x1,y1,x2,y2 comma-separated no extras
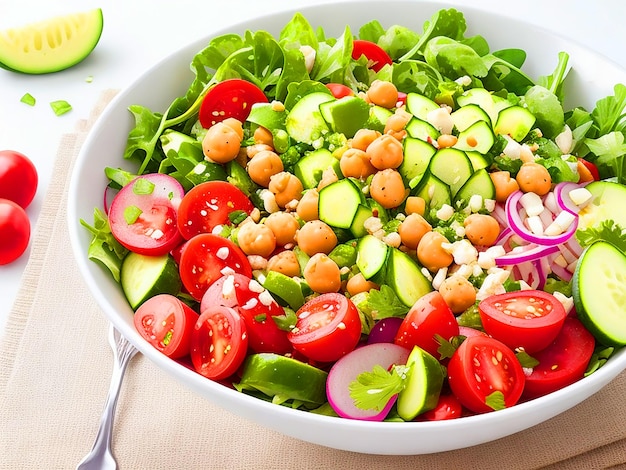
76,324,139,470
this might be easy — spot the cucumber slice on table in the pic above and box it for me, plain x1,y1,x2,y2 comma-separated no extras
573,241,626,346
0,8,103,74
121,252,182,310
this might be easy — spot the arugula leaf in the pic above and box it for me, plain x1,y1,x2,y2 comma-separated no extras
358,20,386,44
591,83,626,135
376,24,420,60
423,37,489,80
399,8,467,61
576,219,626,252
537,51,570,100
311,25,353,82
279,12,319,50
349,364,409,411
524,85,565,139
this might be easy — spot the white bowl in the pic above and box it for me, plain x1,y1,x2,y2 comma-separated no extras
68,0,626,455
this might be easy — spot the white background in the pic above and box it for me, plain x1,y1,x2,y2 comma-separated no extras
1,0,625,334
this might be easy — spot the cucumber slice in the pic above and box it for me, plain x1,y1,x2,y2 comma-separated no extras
350,204,374,238
356,235,389,280
285,92,334,144
413,173,451,212
0,8,103,74
573,241,626,346
453,120,495,155
406,93,439,120
428,148,473,197
466,150,491,171
494,105,536,141
456,88,498,123
294,148,342,189
318,178,364,229
405,117,440,142
319,96,370,138
121,252,181,310
578,181,626,231
451,103,491,132
396,346,445,421
454,168,495,204
399,137,437,189
367,105,394,132
385,248,432,307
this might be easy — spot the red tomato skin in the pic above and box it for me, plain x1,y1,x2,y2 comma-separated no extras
479,290,567,354
523,317,595,400
325,83,354,99
133,294,198,359
0,150,38,209
198,79,268,128
396,92,407,107
352,39,393,72
108,174,184,256
177,181,254,240
287,293,362,363
577,158,600,181
191,305,248,380
178,233,252,301
200,273,292,354
394,291,459,360
447,336,525,414
419,393,463,421
0,198,30,265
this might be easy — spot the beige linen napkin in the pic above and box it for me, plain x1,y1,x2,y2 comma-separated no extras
2,90,626,470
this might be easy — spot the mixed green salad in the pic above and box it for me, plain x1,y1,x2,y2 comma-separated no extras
81,8,626,421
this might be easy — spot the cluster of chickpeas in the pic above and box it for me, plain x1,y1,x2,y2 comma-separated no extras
198,78,564,315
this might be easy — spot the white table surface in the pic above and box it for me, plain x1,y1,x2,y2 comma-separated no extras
1,0,624,334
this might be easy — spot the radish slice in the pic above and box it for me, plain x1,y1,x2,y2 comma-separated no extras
326,343,411,421
368,317,404,344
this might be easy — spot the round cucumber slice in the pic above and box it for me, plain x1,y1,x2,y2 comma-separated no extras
0,8,103,74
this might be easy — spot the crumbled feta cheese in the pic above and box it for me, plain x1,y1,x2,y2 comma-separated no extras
569,187,593,207
432,267,448,290
247,255,268,271
426,107,454,134
520,192,544,217
447,239,478,265
436,204,455,221
455,75,472,86
526,215,545,235
456,263,473,279
260,189,280,213
248,279,265,293
258,289,275,307
421,268,433,282
476,268,511,300
484,199,496,213
221,275,236,299
383,232,401,248
502,135,522,159
216,246,230,260
544,211,576,236
299,45,316,73
555,125,573,154
364,216,383,234
477,245,506,269
468,195,483,213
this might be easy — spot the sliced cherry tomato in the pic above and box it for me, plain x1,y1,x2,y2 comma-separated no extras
447,335,525,414
396,91,407,107
198,78,268,128
352,39,393,72
419,393,463,421
0,150,38,209
178,233,252,301
190,305,248,380
134,294,198,359
287,293,361,363
523,317,595,399
177,180,254,240
577,157,600,182
479,290,567,353
108,174,184,256
200,273,292,354
0,198,30,265
394,291,459,359
325,83,354,99
458,326,488,338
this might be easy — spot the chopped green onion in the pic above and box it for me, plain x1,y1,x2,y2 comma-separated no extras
124,205,143,225
133,178,155,195
20,93,36,106
50,100,72,116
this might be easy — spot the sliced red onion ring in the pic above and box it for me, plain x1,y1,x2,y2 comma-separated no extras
495,243,560,266
554,181,584,215
550,261,573,282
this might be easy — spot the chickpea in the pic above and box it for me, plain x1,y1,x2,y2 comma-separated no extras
351,129,381,151
267,250,301,277
417,231,453,271
237,222,276,258
366,134,404,170
346,273,379,296
303,253,342,293
490,171,520,202
221,118,244,140
436,134,458,149
317,167,339,191
464,214,500,247
268,171,304,208
296,220,338,256
246,150,284,187
369,168,408,209
439,274,477,314
296,189,319,221
516,162,552,196
366,80,399,109
264,211,300,246
384,108,412,140
404,196,426,216
202,122,242,163
339,148,377,179
253,126,274,147
398,213,432,249
246,143,274,159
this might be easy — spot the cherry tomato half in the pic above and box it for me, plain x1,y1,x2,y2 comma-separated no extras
352,39,393,72
394,291,459,359
0,150,38,209
478,290,567,354
179,233,252,301
419,393,463,421
198,78,268,128
577,157,600,182
325,83,354,99
523,317,595,399
134,294,198,359
447,335,525,414
191,305,248,380
0,198,30,265
108,174,184,256
177,180,254,240
200,273,292,354
287,293,361,363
